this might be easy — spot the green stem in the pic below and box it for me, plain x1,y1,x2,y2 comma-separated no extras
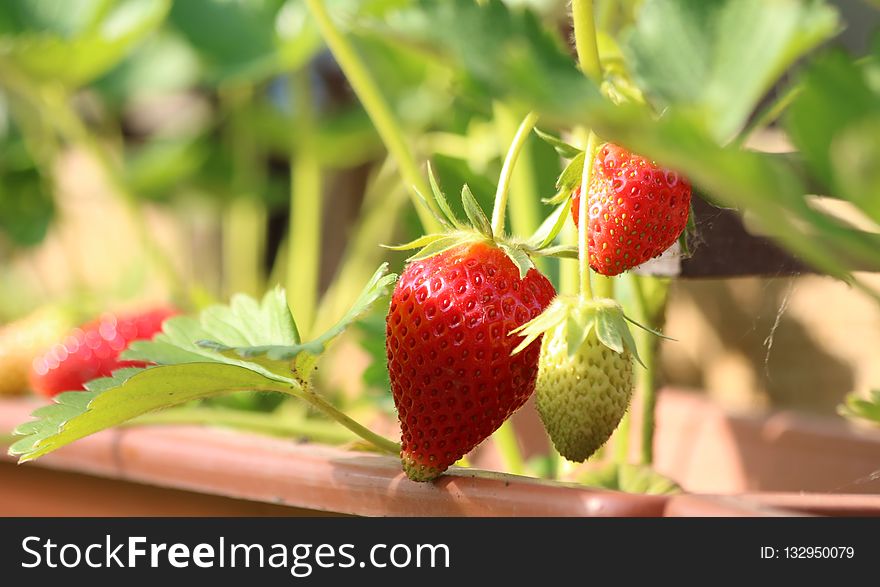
303,0,441,233
597,0,618,33
559,221,580,294
572,0,603,82
287,382,401,454
490,110,539,236
222,198,266,298
288,69,323,337
41,87,187,300
578,132,598,298
311,157,407,333
613,411,630,464
129,407,357,445
631,276,657,465
571,0,602,299
221,86,266,299
494,105,547,274
493,420,526,475
595,274,614,298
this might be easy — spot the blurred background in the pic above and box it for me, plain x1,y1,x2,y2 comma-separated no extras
0,0,878,426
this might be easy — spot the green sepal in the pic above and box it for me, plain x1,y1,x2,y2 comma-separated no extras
624,314,677,342
404,233,477,262
596,309,624,354
380,233,448,252
499,243,534,279
534,128,582,159
427,161,464,229
542,188,572,205
527,244,578,259
461,183,493,238
528,199,571,249
556,150,586,192
510,296,643,365
413,188,453,230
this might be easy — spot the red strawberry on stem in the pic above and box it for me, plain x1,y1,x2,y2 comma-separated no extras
30,307,178,398
386,241,555,481
571,143,691,276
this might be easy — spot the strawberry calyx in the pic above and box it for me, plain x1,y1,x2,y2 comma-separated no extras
510,294,670,365
384,163,577,278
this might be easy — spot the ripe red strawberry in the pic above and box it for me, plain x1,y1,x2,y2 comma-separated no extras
571,143,691,276
386,241,555,481
30,307,177,398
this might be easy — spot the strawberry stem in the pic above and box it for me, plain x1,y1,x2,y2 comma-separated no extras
221,86,267,299
303,0,442,234
577,132,597,299
572,0,603,83
613,411,631,464
289,382,401,455
572,0,602,300
493,420,526,476
491,111,540,236
493,104,547,274
630,275,657,465
287,68,323,337
41,85,188,301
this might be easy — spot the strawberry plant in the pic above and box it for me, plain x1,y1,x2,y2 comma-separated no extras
2,0,879,495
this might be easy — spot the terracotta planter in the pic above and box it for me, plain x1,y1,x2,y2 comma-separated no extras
1,390,878,517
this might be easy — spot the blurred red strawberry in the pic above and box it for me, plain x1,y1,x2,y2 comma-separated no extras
30,307,177,398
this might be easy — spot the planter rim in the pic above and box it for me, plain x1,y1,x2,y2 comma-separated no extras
0,397,667,517
2,395,878,517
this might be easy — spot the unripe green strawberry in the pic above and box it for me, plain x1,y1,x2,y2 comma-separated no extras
535,318,633,462
511,296,639,463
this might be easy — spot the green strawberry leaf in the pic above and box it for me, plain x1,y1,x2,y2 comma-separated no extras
10,265,401,463
625,0,840,142
839,389,880,426
373,0,600,119
0,0,172,87
124,287,301,383
10,363,290,462
534,128,582,159
785,48,880,226
197,264,398,381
